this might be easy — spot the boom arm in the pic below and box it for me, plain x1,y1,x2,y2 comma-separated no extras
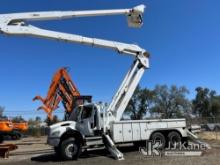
0,5,146,57
0,5,149,122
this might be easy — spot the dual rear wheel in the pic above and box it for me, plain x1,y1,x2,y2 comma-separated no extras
151,131,182,149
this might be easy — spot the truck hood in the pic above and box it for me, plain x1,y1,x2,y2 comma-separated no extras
49,121,76,130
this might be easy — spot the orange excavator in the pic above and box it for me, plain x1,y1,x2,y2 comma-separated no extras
33,67,92,120
0,120,13,143
0,119,28,143
0,120,18,157
0,120,13,140
12,122,28,133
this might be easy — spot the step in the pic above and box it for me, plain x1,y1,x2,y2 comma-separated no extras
85,136,103,146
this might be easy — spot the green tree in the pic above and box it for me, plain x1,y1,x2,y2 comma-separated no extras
151,85,191,118
35,116,42,123
193,87,220,118
210,96,220,118
0,106,5,118
45,115,60,126
12,115,25,123
125,85,155,120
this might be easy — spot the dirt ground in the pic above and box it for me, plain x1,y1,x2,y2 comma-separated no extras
0,135,220,165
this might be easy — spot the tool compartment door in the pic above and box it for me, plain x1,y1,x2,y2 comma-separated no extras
132,123,141,141
122,123,132,142
112,123,123,143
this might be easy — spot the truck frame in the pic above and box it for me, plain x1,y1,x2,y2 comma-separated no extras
0,4,190,160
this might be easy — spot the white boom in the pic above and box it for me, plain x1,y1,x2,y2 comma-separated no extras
0,5,149,122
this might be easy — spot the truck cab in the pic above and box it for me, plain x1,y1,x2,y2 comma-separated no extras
47,103,104,160
73,103,102,137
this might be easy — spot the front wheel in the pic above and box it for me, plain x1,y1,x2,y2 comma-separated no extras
60,137,81,160
54,146,61,156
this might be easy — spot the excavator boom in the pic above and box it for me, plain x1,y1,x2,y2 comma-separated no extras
33,68,91,120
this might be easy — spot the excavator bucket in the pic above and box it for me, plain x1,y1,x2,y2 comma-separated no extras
33,96,45,103
37,105,54,120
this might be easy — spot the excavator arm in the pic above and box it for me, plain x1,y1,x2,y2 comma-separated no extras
33,68,91,120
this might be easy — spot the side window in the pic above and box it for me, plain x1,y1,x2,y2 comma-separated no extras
73,107,82,121
81,106,93,119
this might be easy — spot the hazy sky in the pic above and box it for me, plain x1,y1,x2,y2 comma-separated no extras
0,0,219,119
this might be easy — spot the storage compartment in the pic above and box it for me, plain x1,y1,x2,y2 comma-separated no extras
132,123,141,141
140,123,148,140
123,124,132,142
112,124,123,143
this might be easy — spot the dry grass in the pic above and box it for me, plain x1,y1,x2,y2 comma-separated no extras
197,131,220,140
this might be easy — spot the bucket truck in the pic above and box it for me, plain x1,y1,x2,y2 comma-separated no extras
0,5,190,160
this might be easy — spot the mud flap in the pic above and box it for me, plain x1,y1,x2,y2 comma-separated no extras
102,134,124,160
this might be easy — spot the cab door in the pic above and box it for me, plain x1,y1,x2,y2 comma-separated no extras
76,105,95,136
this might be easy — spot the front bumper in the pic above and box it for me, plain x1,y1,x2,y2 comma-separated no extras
47,137,60,147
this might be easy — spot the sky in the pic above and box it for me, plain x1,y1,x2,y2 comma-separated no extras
0,0,220,120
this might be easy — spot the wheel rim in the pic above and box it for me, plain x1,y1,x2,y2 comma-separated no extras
153,136,164,148
65,143,77,158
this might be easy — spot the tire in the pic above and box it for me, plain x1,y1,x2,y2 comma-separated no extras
54,146,61,156
14,132,22,140
60,137,81,160
0,135,4,143
151,132,166,149
167,131,181,147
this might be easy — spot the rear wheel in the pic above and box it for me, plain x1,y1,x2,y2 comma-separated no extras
167,131,181,147
151,132,166,149
60,137,81,160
